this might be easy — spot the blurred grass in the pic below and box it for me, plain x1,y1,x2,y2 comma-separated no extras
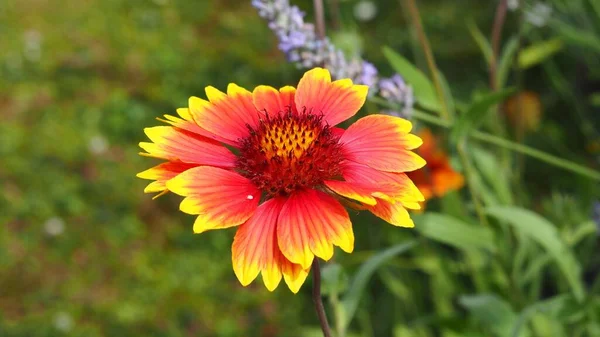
1,0,600,336
0,1,306,336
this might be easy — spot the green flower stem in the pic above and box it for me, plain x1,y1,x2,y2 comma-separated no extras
403,0,488,226
457,140,489,226
470,130,600,180
369,97,600,181
397,0,485,228
402,0,453,122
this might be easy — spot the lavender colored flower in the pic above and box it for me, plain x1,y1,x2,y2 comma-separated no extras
379,75,414,119
252,0,413,116
593,201,600,236
359,61,378,87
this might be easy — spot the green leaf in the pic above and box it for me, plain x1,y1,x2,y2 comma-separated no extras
518,38,564,69
512,295,571,337
529,313,566,337
471,146,513,205
340,240,418,334
549,19,600,53
565,220,597,245
417,213,496,252
459,294,521,337
382,46,441,112
520,254,552,287
437,69,456,116
486,206,585,302
497,37,519,88
467,20,493,66
320,262,349,296
450,88,516,144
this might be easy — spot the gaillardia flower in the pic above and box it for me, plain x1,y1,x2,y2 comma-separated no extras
406,129,464,206
137,68,426,293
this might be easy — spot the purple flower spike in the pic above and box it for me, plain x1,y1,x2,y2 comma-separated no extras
593,201,600,236
252,0,414,117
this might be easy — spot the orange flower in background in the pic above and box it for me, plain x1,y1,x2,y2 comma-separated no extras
504,91,542,132
406,129,464,203
137,68,426,293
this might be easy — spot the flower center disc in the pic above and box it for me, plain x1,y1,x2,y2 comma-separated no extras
236,110,343,197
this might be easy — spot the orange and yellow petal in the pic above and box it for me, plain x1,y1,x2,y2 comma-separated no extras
277,189,354,269
341,161,424,203
253,85,297,116
166,166,261,234
324,180,379,205
295,67,368,126
137,161,198,195
432,168,465,197
367,198,415,228
188,84,260,145
139,126,237,167
407,128,464,201
161,108,234,145
339,115,426,172
232,198,285,290
415,128,437,156
281,258,310,294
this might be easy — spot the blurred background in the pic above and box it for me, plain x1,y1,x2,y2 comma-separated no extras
1,0,599,336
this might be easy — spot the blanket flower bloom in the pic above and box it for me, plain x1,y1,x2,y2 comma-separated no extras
137,68,426,293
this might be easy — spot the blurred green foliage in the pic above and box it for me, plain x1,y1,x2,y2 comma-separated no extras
1,0,599,336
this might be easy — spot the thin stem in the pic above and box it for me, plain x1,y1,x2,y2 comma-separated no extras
488,0,511,173
511,5,527,204
403,0,452,121
312,259,333,337
310,4,331,334
470,130,600,180
458,141,489,226
490,0,508,90
404,0,488,225
313,0,327,40
327,0,341,31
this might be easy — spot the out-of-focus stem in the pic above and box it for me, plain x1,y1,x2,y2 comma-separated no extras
402,0,452,122
490,0,508,91
403,0,487,225
312,260,332,337
327,0,341,30
314,0,327,40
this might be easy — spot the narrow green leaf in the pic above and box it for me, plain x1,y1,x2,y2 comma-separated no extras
520,254,551,286
459,294,521,337
417,213,496,252
341,240,418,333
467,20,493,66
565,220,597,246
471,146,513,205
486,206,585,302
450,88,516,144
518,38,564,69
511,294,571,337
437,69,456,116
382,46,441,112
497,37,519,89
549,19,600,53
320,262,349,296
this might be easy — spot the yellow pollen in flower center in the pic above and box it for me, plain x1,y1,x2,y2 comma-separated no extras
260,120,317,160
236,111,344,196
